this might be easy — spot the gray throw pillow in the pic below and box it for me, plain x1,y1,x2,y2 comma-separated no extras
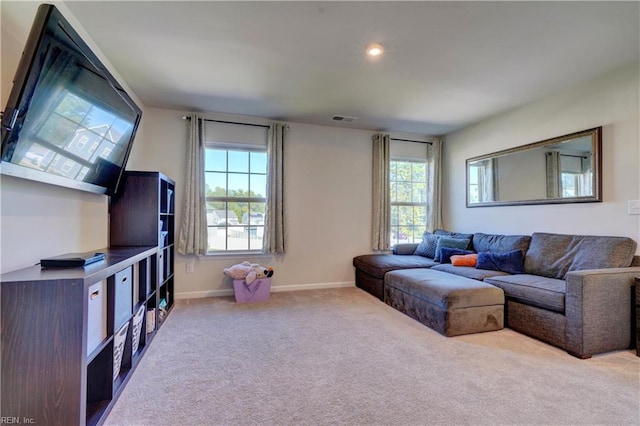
472,232,531,255
414,232,440,259
434,237,471,262
434,229,474,249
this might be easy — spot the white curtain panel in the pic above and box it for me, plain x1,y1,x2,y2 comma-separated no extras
177,114,208,255
482,158,499,202
372,133,391,251
546,151,561,198
263,123,287,253
426,138,444,232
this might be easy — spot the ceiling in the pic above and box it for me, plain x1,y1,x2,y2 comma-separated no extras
7,1,640,135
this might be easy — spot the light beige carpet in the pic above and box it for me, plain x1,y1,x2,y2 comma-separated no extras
105,287,640,425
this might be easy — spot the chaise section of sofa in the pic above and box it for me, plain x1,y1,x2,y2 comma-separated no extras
353,229,478,300
353,252,436,300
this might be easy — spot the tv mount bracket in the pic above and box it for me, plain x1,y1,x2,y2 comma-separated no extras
0,108,19,131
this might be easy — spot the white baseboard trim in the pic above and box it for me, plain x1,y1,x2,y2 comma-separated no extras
175,281,355,300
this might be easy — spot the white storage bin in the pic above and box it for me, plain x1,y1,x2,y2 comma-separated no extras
113,322,129,380
114,266,133,329
87,280,107,356
131,305,145,354
146,309,156,334
167,188,174,212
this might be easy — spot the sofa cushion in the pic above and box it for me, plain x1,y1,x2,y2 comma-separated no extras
434,237,471,262
472,232,531,255
413,232,440,258
385,268,504,310
485,274,566,313
525,233,638,279
476,250,525,275
432,263,510,280
353,254,437,279
435,229,474,249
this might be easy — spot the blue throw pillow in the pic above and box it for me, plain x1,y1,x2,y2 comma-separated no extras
434,237,471,262
476,250,525,274
414,232,440,259
439,247,475,264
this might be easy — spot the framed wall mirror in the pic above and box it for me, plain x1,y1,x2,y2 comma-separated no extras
466,127,602,207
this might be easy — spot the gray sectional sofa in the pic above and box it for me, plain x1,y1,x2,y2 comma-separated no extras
353,230,640,358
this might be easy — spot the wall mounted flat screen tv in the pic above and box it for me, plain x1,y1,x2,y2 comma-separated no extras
1,4,142,196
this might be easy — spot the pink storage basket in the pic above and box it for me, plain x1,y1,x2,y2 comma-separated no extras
233,278,271,303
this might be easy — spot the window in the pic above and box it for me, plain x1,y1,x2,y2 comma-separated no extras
390,159,428,246
204,147,267,252
547,152,592,199
468,163,483,204
468,159,496,203
560,154,591,197
18,89,132,179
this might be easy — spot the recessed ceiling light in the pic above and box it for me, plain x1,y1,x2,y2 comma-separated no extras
366,43,384,57
331,115,357,122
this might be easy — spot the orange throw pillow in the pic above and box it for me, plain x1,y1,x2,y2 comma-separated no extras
451,253,478,267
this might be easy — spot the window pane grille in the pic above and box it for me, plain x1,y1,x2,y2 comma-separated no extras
390,159,428,246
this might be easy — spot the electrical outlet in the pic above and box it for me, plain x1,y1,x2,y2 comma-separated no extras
186,261,194,274
628,200,640,215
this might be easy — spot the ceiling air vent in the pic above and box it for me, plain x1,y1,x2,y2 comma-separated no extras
331,115,357,123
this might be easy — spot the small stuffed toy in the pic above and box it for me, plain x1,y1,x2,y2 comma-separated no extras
224,261,274,284
223,261,253,280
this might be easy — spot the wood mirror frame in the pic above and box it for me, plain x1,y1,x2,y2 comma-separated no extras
466,127,602,207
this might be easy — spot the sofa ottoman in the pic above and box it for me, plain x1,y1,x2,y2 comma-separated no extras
384,268,505,337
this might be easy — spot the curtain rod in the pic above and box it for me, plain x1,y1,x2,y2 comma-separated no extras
182,115,270,129
546,152,589,159
390,138,432,145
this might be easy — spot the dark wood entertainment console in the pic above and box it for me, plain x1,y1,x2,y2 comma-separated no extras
0,171,176,426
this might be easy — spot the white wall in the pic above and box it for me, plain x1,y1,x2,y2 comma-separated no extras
444,63,640,250
0,1,146,273
139,108,375,298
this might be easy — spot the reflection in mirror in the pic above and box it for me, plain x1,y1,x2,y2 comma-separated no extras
466,127,601,207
